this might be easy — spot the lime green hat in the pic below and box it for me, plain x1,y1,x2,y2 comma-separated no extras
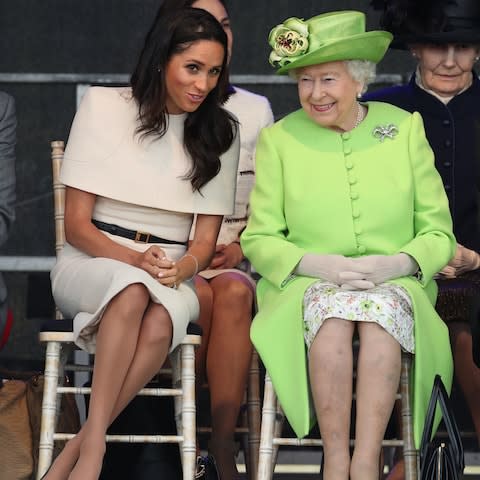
269,10,393,74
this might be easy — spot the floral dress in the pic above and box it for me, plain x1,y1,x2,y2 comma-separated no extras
303,281,414,352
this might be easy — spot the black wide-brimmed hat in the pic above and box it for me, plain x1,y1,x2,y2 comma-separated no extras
370,0,480,49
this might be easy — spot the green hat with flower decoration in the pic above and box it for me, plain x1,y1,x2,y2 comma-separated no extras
269,10,392,74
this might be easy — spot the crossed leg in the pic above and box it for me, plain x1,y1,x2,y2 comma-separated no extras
43,283,173,480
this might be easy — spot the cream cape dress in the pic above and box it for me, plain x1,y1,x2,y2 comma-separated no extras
50,86,239,353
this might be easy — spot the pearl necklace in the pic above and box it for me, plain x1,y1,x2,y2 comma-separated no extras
354,102,365,129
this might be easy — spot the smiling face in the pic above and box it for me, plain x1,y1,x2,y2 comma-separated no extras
296,61,362,131
192,0,232,62
165,39,225,114
412,43,479,97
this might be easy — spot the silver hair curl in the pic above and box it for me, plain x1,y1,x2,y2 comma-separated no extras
344,60,376,94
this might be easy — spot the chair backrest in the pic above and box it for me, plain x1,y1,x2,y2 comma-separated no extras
51,140,65,320
51,141,66,255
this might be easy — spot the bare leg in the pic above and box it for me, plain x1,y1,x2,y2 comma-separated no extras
206,273,253,480
194,276,214,384
351,322,401,480
44,284,173,480
449,321,480,445
309,317,355,480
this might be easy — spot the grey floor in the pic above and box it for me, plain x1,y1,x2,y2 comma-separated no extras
235,449,480,479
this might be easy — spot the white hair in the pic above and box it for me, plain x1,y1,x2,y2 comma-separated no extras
344,60,377,94
288,59,377,94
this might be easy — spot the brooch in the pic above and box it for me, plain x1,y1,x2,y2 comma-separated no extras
372,124,398,142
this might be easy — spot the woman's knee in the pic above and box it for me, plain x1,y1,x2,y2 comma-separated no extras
142,304,173,346
212,275,254,308
113,283,150,317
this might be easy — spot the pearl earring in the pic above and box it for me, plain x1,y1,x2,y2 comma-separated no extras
357,92,362,99
475,57,480,61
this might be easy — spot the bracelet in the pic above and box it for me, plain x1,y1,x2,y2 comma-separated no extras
182,253,199,281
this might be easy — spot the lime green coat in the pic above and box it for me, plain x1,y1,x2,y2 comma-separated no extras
241,102,456,447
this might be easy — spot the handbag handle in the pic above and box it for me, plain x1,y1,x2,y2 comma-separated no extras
420,374,464,471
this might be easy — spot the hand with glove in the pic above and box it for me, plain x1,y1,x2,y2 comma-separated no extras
349,253,419,285
439,244,480,278
295,253,372,286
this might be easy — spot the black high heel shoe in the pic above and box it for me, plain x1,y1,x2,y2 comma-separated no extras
195,454,219,479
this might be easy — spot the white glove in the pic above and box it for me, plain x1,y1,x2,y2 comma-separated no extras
296,254,369,286
338,271,375,291
350,253,418,285
439,244,480,278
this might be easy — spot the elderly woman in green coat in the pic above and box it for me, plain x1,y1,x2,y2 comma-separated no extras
241,10,456,480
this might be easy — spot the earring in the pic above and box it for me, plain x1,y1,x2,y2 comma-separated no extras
475,57,480,61
357,92,362,99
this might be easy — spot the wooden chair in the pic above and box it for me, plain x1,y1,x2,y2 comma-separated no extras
256,352,418,480
36,140,202,480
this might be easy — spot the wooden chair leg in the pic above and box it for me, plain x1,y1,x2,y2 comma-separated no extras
272,402,285,471
400,353,418,480
246,350,261,480
181,343,197,480
257,373,277,480
37,341,62,480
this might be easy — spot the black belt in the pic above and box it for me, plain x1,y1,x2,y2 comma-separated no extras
92,219,188,246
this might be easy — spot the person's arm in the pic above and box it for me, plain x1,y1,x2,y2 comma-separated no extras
176,213,223,279
65,187,222,287
64,186,175,281
241,127,306,288
0,93,16,247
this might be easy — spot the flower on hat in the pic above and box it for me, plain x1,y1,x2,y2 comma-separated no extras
268,17,309,68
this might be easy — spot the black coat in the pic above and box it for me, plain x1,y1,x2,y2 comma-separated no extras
365,73,480,367
364,73,480,252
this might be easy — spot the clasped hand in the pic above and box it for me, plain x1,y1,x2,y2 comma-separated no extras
297,253,418,290
438,244,480,278
136,245,179,288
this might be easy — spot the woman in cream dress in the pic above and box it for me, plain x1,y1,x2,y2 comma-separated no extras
45,8,239,480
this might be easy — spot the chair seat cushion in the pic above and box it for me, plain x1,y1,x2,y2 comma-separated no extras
40,318,201,336
40,318,73,332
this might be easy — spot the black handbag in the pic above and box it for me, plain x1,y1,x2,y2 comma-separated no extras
419,375,464,480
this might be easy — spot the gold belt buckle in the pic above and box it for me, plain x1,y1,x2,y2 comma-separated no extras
134,231,151,243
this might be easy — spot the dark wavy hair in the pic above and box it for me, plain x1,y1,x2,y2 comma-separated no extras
131,7,237,191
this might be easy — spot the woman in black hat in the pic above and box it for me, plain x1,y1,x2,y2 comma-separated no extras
365,0,480,476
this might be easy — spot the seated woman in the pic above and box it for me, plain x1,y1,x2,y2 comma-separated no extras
44,8,239,480
365,4,480,477
241,10,456,480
